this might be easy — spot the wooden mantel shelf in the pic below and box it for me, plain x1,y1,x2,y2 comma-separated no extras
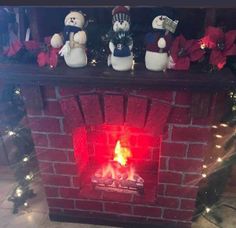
1,0,236,7
0,63,235,91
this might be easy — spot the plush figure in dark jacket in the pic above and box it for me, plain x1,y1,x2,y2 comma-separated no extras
145,10,177,71
108,6,133,71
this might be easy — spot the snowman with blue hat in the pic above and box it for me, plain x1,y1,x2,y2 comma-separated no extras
108,6,133,71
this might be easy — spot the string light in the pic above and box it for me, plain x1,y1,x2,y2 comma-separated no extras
22,156,29,162
200,43,206,50
215,134,223,139
220,123,228,127
14,88,21,95
205,207,211,213
16,188,23,197
131,60,136,70
8,131,16,136
211,125,218,129
91,59,97,66
217,157,223,163
25,173,33,181
215,145,222,149
24,202,28,207
202,165,207,169
202,173,207,178
229,92,234,97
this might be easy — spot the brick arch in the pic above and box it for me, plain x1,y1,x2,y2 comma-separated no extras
59,93,172,135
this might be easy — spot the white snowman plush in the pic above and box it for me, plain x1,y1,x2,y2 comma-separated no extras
108,6,133,71
50,11,87,68
145,11,176,71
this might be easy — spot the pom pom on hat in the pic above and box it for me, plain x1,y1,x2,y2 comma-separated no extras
112,6,130,24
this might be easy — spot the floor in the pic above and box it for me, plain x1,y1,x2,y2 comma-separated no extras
0,165,236,228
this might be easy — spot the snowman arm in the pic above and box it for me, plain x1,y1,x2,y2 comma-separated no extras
109,41,115,53
74,31,87,44
51,33,63,48
59,41,70,56
128,40,133,51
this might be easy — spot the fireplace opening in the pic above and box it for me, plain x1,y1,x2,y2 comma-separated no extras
73,124,161,202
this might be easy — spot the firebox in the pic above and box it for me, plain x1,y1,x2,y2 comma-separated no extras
23,86,224,228
73,123,161,201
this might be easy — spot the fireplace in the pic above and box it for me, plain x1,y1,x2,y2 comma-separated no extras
22,85,225,227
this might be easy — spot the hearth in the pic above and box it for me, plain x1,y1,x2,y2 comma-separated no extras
20,85,226,228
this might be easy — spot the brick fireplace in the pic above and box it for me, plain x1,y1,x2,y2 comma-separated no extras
22,86,223,227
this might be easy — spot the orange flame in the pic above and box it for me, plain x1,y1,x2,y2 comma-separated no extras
113,140,132,166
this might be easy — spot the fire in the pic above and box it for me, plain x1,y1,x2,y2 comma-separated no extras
92,139,144,194
113,140,132,166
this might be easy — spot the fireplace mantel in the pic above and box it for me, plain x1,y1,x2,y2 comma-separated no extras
0,63,235,90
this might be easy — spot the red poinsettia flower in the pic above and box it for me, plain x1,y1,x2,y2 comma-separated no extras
5,39,22,57
24,40,40,51
37,47,60,68
200,26,236,69
37,52,49,67
170,35,205,70
48,48,60,68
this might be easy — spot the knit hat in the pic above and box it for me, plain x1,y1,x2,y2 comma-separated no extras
112,6,130,25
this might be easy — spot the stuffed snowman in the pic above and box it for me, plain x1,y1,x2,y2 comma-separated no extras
108,6,133,71
145,10,177,71
50,11,87,68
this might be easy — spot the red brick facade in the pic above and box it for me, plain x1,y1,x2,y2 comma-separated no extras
22,86,219,227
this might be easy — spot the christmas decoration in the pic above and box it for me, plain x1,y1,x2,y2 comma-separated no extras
200,26,236,70
0,85,36,213
194,91,236,225
37,37,60,68
144,8,178,71
169,34,205,70
50,11,87,68
0,8,21,56
107,6,134,71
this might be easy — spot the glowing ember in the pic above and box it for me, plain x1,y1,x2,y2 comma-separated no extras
113,140,132,166
91,140,144,194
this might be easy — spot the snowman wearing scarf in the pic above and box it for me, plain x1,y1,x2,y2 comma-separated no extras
145,9,177,71
50,11,87,68
108,6,133,71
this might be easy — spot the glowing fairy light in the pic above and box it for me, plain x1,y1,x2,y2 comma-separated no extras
202,165,207,169
215,145,222,149
205,207,211,213
91,59,97,66
24,202,28,207
220,123,228,127
15,88,21,95
23,156,29,162
8,131,16,136
131,59,136,70
25,173,33,181
215,134,223,139
202,173,207,178
200,43,206,50
217,157,223,163
211,125,218,129
16,188,23,197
